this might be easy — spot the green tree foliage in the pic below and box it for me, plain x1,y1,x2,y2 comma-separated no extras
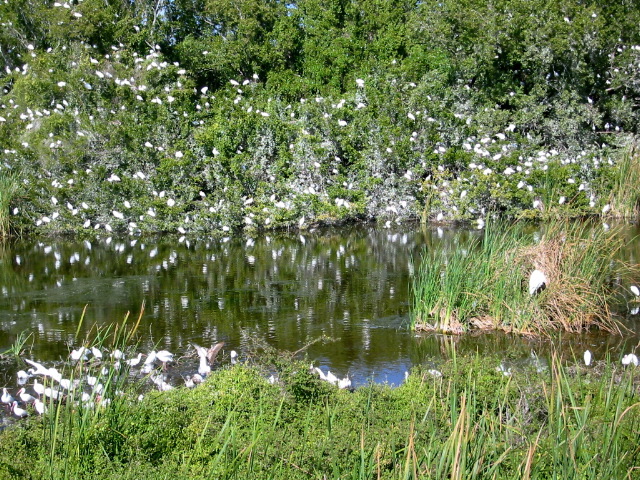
0,0,639,235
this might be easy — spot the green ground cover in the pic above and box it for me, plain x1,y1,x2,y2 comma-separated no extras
0,353,638,479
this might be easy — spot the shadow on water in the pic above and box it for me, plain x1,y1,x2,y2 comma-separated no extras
0,221,639,386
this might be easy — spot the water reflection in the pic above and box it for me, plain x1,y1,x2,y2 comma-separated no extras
0,222,639,386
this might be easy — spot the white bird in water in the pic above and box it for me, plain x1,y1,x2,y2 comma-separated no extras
23,359,50,377
337,376,351,389
230,350,238,365
529,269,548,296
156,350,174,369
126,353,143,367
192,344,211,377
70,346,88,361
111,349,124,360
584,350,592,366
325,371,339,385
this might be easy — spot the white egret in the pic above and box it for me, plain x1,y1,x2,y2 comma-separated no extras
230,350,238,365
529,269,548,295
313,367,327,381
630,285,640,297
584,350,592,366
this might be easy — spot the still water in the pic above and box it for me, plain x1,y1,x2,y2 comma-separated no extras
1,223,639,386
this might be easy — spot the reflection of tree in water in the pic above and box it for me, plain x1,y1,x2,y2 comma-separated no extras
0,223,639,373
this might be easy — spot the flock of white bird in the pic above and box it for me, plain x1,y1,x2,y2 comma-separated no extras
0,341,354,419
1,26,636,235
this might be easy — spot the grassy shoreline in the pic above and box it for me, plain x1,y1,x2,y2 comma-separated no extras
0,354,639,479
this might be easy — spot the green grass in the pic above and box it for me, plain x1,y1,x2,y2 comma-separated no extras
1,353,639,479
411,220,633,334
609,141,640,220
0,171,20,237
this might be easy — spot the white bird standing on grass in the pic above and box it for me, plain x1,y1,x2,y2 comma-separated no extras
11,401,28,418
17,388,35,403
2,388,14,405
622,353,639,367
34,398,47,415
529,269,548,296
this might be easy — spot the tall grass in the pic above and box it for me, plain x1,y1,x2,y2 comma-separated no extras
411,220,632,334
3,353,639,479
609,140,640,219
42,310,143,479
0,171,20,237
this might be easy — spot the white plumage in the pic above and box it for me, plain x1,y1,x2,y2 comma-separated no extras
631,285,640,297
583,350,592,366
529,269,548,295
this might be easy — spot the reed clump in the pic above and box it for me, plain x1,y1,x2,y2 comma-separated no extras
609,140,640,220
412,221,631,335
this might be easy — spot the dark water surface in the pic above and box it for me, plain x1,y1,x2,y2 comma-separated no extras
1,223,640,387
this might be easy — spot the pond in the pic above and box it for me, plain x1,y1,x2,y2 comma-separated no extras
1,222,639,388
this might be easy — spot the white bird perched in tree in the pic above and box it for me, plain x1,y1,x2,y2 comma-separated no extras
529,269,548,295
584,350,592,366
